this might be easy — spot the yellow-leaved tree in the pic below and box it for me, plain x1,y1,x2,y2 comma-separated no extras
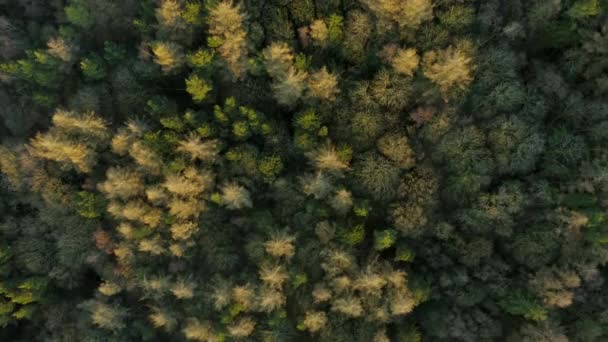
208,1,249,79
29,109,109,173
423,44,475,98
362,0,434,30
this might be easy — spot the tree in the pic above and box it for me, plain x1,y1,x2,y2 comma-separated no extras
352,153,400,201
342,11,371,64
307,67,339,101
423,44,475,98
185,74,212,102
264,42,288,71
98,167,144,200
163,168,214,197
258,155,283,180
80,55,106,81
29,133,96,173
176,135,219,162
508,321,569,342
310,20,329,47
391,203,428,237
183,319,216,341
349,110,385,149
377,133,416,169
171,221,199,240
302,311,328,333
499,291,548,321
227,316,256,338
149,307,177,332
208,1,248,79
130,141,163,175
433,126,494,201
487,116,545,175
308,143,349,173
392,48,419,76
262,42,309,106
327,14,343,43
568,0,600,19
79,300,128,331
272,67,308,106
258,287,286,312
156,0,187,37
370,69,414,111
171,279,196,299
220,182,253,210
264,232,296,259
29,110,109,173
362,0,433,30
47,37,75,64
51,110,109,139
152,41,185,73
259,263,289,289
329,189,354,215
65,0,94,29
288,0,314,26
300,172,334,199
373,229,397,251
331,297,364,317
438,5,475,32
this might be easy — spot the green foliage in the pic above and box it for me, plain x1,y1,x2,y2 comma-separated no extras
160,116,185,132
103,41,127,64
438,5,475,31
339,223,366,246
147,96,177,116
183,2,203,24
395,245,415,262
186,74,212,102
294,53,311,72
75,191,106,219
262,6,294,43
373,229,397,251
0,277,48,327
353,200,370,217
65,0,94,29
80,55,106,81
353,153,400,201
288,0,314,25
294,109,321,132
542,127,587,178
327,14,344,43
188,49,215,70
499,291,548,321
561,193,598,208
259,155,283,180
568,0,600,18
398,324,422,342
292,272,308,288
538,20,580,50
511,228,560,268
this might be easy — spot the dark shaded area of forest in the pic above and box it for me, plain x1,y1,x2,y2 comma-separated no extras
1,0,608,341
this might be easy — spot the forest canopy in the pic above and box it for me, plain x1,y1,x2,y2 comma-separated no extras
1,0,608,341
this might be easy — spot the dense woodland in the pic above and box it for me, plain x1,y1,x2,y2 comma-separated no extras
0,0,608,341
